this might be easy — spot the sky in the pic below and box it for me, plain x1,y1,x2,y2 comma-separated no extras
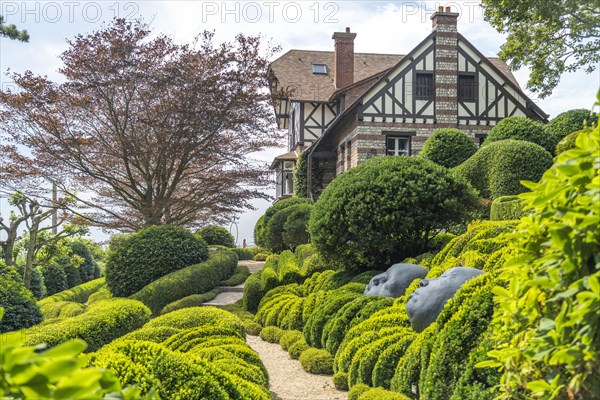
1,1,598,246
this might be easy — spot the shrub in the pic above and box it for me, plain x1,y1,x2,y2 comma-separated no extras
489,195,525,220
334,371,349,391
288,337,310,359
253,215,267,247
160,288,222,314
235,247,260,260
282,203,313,250
259,326,284,343
24,298,151,351
87,286,112,304
197,225,235,248
244,321,262,335
279,330,304,351
358,388,411,400
38,278,106,305
40,262,68,296
299,347,334,374
106,225,208,297
39,301,87,319
309,156,479,270
372,331,417,388
348,383,370,400
220,265,250,286
69,241,98,282
420,128,478,168
454,139,553,199
242,271,263,313
131,250,237,315
253,252,270,261
544,108,598,150
555,127,592,155
145,306,244,337
265,206,297,253
0,269,43,332
485,127,600,399
484,116,554,153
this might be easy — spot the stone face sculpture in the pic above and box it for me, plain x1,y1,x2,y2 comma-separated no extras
364,263,428,298
406,267,484,332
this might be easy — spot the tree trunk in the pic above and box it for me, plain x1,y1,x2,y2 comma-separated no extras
3,228,17,266
23,220,38,289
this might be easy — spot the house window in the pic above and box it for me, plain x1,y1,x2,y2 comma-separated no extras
283,171,294,195
458,74,477,102
387,136,411,156
415,73,434,100
346,139,352,170
478,136,486,147
312,63,327,74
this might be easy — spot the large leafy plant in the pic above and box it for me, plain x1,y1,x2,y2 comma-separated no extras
481,125,599,399
0,308,155,399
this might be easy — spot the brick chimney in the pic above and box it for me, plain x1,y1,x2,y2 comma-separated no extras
332,27,357,89
431,6,459,126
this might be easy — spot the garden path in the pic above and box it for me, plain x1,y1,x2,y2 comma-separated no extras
247,335,347,400
202,260,265,307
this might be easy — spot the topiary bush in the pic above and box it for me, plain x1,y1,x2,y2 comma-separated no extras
279,330,304,351
197,225,236,248
40,263,68,296
259,326,285,343
255,197,312,250
309,156,479,270
220,265,250,286
38,277,105,305
106,225,208,297
69,241,99,282
357,387,411,400
253,252,270,261
489,195,525,220
299,347,334,375
24,298,151,351
454,139,553,199
0,265,43,332
420,128,478,168
555,127,592,155
288,337,310,359
159,289,222,314
242,271,263,313
282,203,313,251
131,250,237,315
544,108,598,151
483,116,554,153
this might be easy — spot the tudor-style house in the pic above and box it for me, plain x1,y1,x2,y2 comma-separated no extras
269,6,548,200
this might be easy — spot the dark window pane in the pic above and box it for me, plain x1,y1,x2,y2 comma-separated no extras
458,75,476,101
415,73,433,99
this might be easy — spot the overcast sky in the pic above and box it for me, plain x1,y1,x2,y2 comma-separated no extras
1,1,598,246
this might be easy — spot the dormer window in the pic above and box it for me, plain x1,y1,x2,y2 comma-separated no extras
312,63,327,74
415,73,434,100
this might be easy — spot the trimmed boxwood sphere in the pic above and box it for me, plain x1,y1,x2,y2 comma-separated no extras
308,156,479,270
420,128,478,168
197,225,235,248
106,225,208,297
545,109,598,149
483,116,553,153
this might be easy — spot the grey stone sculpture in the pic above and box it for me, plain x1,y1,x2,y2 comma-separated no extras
406,267,484,332
364,263,428,298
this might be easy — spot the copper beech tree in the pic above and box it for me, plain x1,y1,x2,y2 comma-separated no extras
0,19,281,231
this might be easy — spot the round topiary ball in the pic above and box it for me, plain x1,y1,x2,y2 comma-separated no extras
420,128,478,168
282,203,313,251
555,127,592,155
106,225,208,297
308,156,479,270
196,225,235,248
545,109,598,149
484,116,553,153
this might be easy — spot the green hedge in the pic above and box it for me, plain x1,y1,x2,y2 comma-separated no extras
288,337,310,359
39,301,87,319
259,326,285,343
282,203,313,251
454,139,553,199
160,289,222,314
38,278,105,306
106,225,209,297
279,330,304,351
40,263,68,296
358,387,411,400
220,265,250,286
131,250,237,315
489,195,525,220
544,108,598,151
419,128,478,168
24,298,151,351
242,271,263,313
255,197,312,248
555,127,592,155
299,347,334,375
309,156,479,270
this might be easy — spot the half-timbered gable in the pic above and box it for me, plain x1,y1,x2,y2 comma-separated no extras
359,34,436,123
268,6,548,200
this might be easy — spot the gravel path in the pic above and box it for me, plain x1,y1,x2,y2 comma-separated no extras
247,335,347,400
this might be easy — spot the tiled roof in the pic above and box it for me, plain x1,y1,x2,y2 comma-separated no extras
269,50,403,102
269,51,521,102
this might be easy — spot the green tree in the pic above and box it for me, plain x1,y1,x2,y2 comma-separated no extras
481,0,599,98
0,16,29,42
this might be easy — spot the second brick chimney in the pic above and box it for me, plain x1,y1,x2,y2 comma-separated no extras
431,6,459,126
332,27,357,89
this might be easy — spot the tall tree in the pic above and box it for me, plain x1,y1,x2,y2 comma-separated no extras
0,15,29,42
0,19,281,231
481,0,600,98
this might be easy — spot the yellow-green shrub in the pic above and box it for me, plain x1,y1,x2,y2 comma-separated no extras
299,347,334,375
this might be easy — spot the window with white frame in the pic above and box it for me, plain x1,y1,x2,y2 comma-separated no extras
386,136,411,156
